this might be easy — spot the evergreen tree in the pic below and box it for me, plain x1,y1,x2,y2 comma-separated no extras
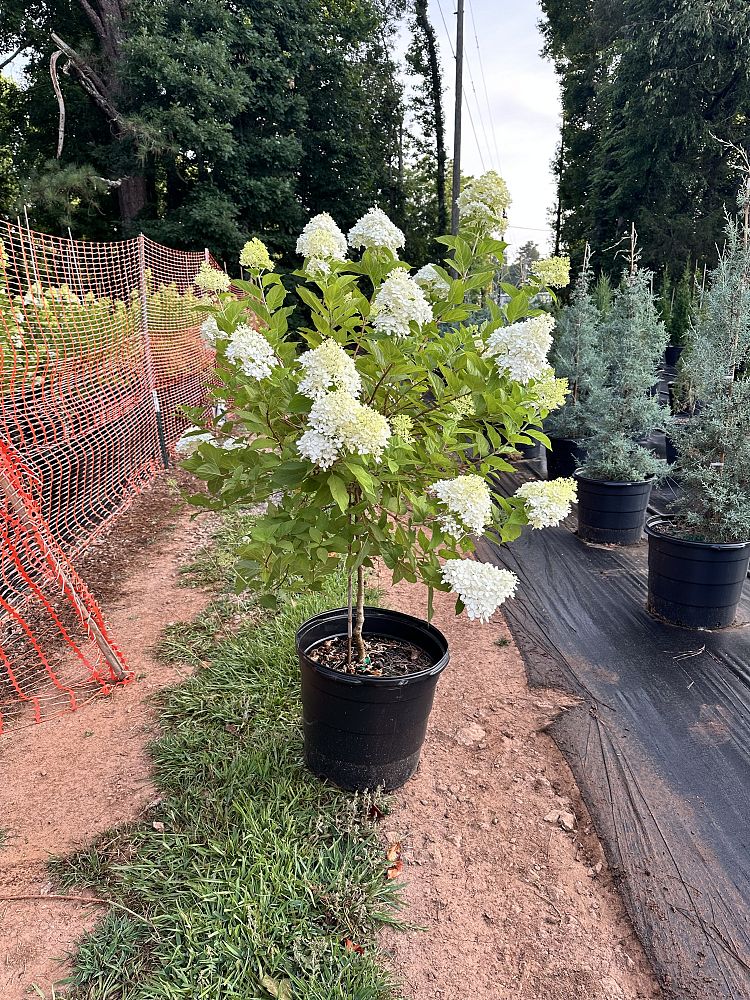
592,271,613,316
671,216,750,542
580,268,669,481
541,0,750,272
669,259,694,347
545,264,606,440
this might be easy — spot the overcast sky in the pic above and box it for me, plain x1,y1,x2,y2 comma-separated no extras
426,0,561,258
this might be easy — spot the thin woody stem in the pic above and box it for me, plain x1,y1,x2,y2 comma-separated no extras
354,564,366,663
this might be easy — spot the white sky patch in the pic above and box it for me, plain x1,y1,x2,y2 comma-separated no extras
426,0,561,259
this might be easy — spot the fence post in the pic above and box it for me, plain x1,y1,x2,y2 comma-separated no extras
137,233,169,469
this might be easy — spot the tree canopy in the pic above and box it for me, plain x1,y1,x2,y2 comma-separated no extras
541,0,750,273
0,0,447,265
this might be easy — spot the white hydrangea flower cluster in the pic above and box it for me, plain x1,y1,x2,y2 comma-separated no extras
392,414,415,444
194,262,231,294
451,394,476,418
298,338,361,400
430,475,492,537
441,559,519,622
296,429,340,469
516,478,577,528
296,213,348,274
457,170,511,238
200,316,220,347
240,238,274,272
225,324,279,380
485,313,555,384
371,268,433,339
532,256,571,289
532,368,569,412
347,207,405,255
414,263,450,298
175,427,243,457
298,389,391,469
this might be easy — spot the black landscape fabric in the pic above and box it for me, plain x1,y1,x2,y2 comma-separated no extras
480,470,750,1000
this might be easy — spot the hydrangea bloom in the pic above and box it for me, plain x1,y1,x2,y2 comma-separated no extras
200,316,220,347
452,394,476,417
430,475,492,537
296,213,348,273
532,256,571,289
392,414,415,444
532,367,569,411
371,268,433,339
516,478,577,528
297,429,340,470
194,262,231,294
441,559,519,622
175,427,215,457
226,324,278,380
298,338,361,399
457,170,511,238
240,238,274,272
414,263,450,298
347,207,405,255
485,313,555,384
301,389,391,466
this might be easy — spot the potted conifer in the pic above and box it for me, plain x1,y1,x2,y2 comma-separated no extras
647,216,750,628
574,264,669,545
180,185,576,791
544,256,603,478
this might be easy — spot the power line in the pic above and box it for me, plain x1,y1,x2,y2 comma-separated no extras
466,0,502,171
434,0,490,173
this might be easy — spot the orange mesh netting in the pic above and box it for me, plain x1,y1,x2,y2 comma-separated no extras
0,221,219,731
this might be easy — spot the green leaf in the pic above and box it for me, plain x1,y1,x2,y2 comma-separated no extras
328,474,349,512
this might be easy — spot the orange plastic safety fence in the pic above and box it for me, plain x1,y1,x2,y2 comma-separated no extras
0,221,218,731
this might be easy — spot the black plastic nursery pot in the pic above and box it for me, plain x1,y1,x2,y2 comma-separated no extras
574,471,654,546
545,437,586,479
664,344,684,368
645,518,750,629
516,440,542,460
297,606,450,791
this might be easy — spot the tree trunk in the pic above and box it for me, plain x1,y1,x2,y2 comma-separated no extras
118,175,147,227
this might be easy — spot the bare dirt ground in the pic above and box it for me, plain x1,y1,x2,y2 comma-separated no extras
0,478,214,1000
379,567,662,1000
0,485,662,998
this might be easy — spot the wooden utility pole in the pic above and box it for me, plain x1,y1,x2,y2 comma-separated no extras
450,0,465,235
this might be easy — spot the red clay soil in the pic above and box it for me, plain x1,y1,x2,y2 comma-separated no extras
0,480,214,1000
0,486,662,999
378,567,662,1000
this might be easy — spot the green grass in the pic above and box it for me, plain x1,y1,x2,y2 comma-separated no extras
51,514,402,1000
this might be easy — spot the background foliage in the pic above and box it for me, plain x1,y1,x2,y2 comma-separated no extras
0,0,447,266
541,0,750,276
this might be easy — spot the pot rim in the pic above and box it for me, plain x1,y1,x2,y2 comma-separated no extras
574,468,655,489
296,605,450,687
645,516,750,551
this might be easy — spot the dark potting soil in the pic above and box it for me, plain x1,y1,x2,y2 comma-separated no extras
307,634,433,677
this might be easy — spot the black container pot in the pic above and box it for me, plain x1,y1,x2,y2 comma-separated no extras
665,344,684,367
517,441,542,461
645,519,750,629
297,606,450,791
575,471,654,545
546,437,586,479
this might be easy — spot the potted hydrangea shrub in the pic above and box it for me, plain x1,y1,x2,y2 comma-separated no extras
574,267,669,545
647,216,750,628
544,256,605,477
179,184,576,791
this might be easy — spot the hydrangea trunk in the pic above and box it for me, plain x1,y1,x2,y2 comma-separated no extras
346,565,367,670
